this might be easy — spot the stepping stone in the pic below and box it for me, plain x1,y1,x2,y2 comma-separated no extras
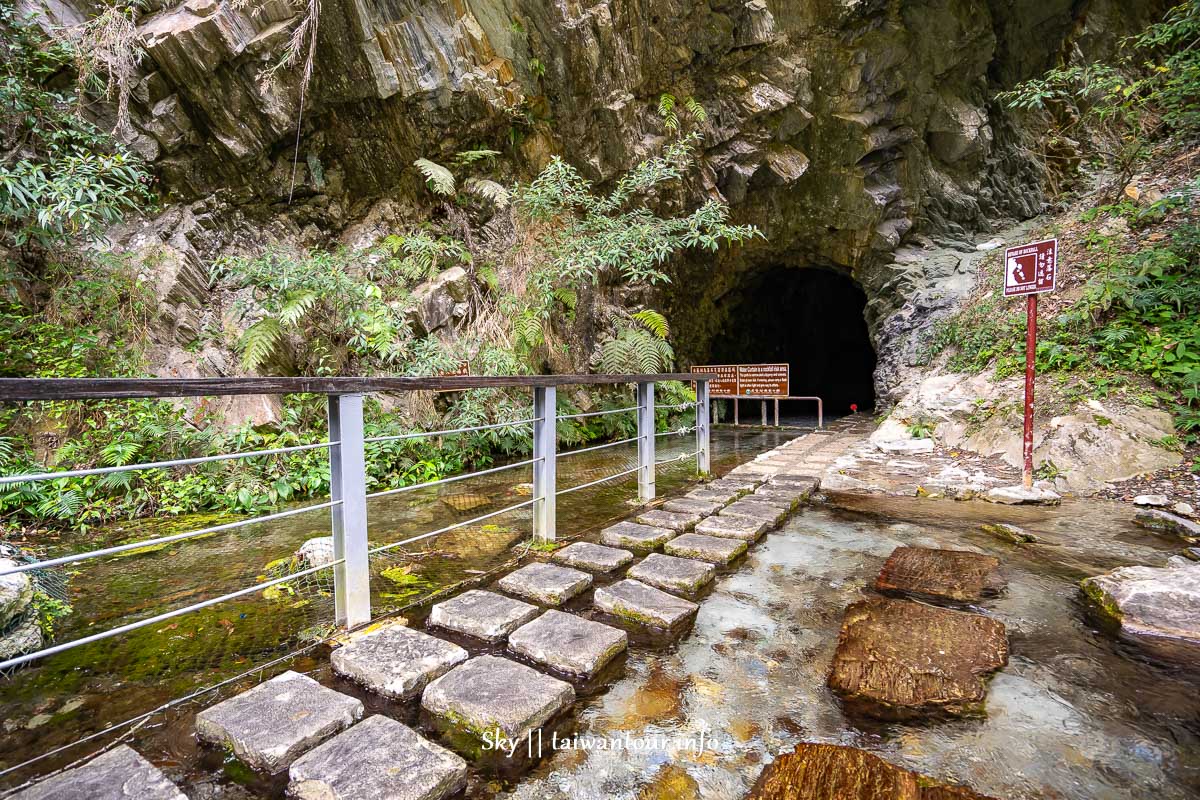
497,563,592,606
685,488,737,504
593,579,699,630
195,670,363,773
635,509,702,531
600,521,675,552
288,715,466,800
721,498,790,526
662,497,723,516
751,486,805,507
664,532,748,565
627,553,715,596
11,745,186,800
827,597,1008,721
428,589,539,643
551,542,633,573
508,610,627,677
331,622,467,700
706,478,759,493
695,514,770,542
422,655,575,745
875,547,1004,604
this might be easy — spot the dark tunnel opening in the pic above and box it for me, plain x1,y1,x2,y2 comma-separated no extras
709,267,877,421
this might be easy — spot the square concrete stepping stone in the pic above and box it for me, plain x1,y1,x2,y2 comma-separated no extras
508,610,627,677
332,622,467,700
600,521,675,552
695,514,770,542
664,532,748,565
662,497,723,516
288,715,466,800
195,670,363,773
721,498,789,526
497,563,592,606
706,478,759,493
627,553,715,596
635,509,702,531
428,589,539,643
593,579,699,630
551,542,633,573
11,745,186,800
875,546,1004,603
422,655,575,745
685,488,737,504
768,474,819,492
751,486,806,507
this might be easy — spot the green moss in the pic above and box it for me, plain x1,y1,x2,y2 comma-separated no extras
1080,578,1123,625
610,602,662,627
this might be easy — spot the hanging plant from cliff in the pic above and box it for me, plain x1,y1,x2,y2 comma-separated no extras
413,150,510,208
516,130,761,287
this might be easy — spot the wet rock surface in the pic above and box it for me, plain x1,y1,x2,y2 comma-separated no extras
427,589,539,643
593,579,699,631
634,509,702,532
828,597,1008,720
496,563,592,606
330,622,467,700
627,554,716,597
600,521,675,552
1133,509,1200,542
288,715,466,800
1081,561,1200,645
695,513,770,542
875,546,1004,603
664,532,749,564
550,542,633,573
748,743,997,800
507,610,627,678
195,671,363,773
11,744,186,800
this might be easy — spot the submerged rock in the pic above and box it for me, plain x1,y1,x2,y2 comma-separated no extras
1081,561,1200,647
295,537,335,567
1133,509,1200,542
980,522,1038,544
827,597,1008,720
748,743,997,800
875,546,1004,603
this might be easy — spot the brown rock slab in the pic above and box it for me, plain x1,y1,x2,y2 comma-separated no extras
875,547,1004,603
748,742,997,800
827,597,1008,720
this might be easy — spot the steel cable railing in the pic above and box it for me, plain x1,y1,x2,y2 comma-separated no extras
363,416,541,444
556,405,640,421
366,498,538,557
556,464,641,496
365,458,540,500
557,435,640,459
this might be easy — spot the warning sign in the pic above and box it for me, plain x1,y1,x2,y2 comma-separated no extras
1003,239,1057,297
691,364,789,396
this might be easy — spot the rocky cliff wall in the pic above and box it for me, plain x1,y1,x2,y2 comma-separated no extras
23,0,1164,397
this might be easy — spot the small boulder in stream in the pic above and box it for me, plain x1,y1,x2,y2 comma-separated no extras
748,742,997,800
828,597,1008,720
875,547,1004,604
1133,509,1200,543
1081,560,1200,648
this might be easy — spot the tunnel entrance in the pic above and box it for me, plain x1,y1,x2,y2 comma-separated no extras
709,267,876,420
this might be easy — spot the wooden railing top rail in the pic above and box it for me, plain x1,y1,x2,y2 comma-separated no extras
0,374,715,402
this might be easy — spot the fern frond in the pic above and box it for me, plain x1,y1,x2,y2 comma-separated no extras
684,96,707,123
414,158,456,196
513,309,544,349
477,264,499,291
238,317,284,372
279,289,319,326
455,149,501,165
552,287,577,310
631,309,669,338
658,93,678,132
466,178,510,208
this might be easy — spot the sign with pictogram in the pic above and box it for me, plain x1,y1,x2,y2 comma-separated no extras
1003,239,1057,297
690,364,789,396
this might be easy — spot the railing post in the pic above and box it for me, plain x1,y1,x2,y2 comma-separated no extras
532,386,557,542
328,394,371,628
636,381,655,503
696,379,710,475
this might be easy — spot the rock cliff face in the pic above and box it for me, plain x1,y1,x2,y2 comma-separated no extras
24,0,1161,383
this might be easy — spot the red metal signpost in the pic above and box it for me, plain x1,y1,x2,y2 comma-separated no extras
1003,239,1058,489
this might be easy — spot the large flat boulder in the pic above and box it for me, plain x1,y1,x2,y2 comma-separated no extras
428,589,539,643
288,715,467,800
748,742,997,799
827,598,1008,720
11,745,186,800
593,579,699,631
331,623,467,700
195,670,363,772
719,498,790,526
421,655,574,746
1081,561,1200,646
496,563,591,606
508,610,627,678
875,547,1004,603
600,521,675,552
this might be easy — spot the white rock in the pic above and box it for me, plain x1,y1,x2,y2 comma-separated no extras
296,537,335,567
983,485,1061,505
1174,502,1195,517
1082,561,1200,643
1134,495,1170,507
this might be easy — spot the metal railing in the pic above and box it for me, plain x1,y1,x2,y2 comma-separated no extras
0,374,712,671
713,394,823,428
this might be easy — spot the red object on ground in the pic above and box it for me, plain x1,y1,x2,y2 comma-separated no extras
1022,294,1037,488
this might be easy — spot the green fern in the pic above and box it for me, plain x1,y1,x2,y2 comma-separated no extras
684,96,707,124
658,93,679,132
631,309,669,338
513,309,544,349
455,149,501,165
238,317,284,372
414,158,456,196
477,264,500,291
552,286,577,310
466,178,510,208
278,289,319,326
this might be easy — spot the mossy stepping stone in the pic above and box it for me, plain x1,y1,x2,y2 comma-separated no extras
720,498,790,526
600,521,675,552
593,579,699,630
508,610,627,678
10,745,186,800
428,589,539,643
331,622,467,700
695,514,770,542
627,554,715,597
636,509,702,531
664,532,748,565
551,542,633,573
497,563,592,606
662,497,723,516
